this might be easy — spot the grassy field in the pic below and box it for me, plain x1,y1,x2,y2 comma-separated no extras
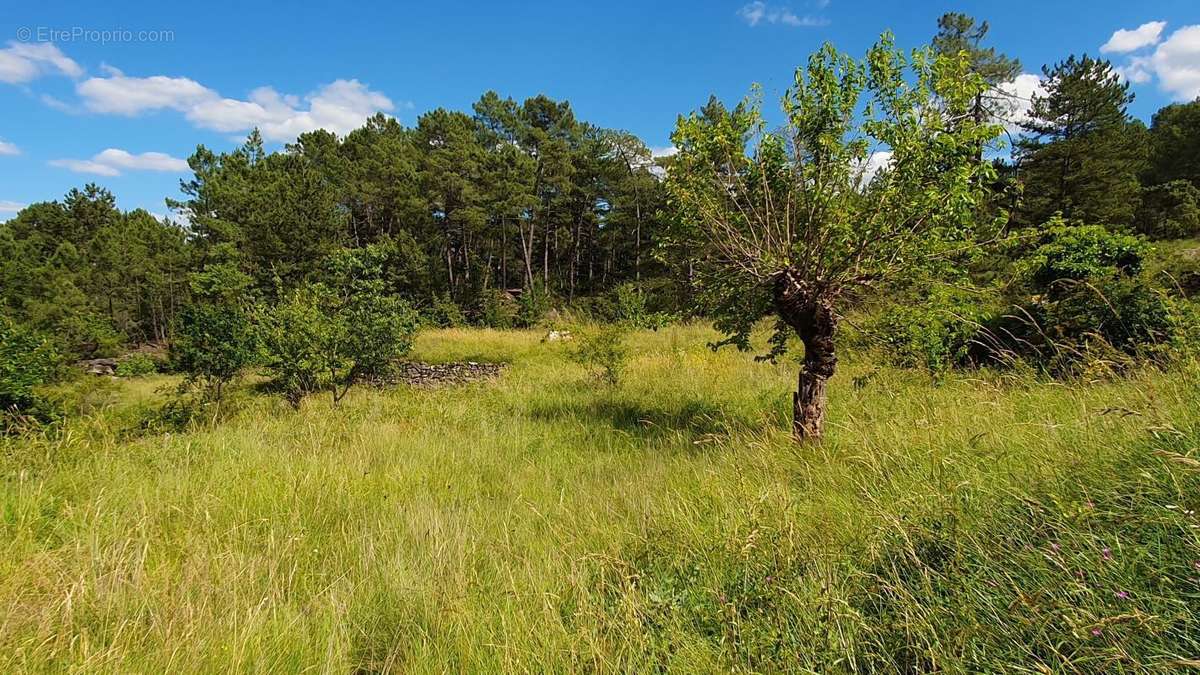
2,324,1199,672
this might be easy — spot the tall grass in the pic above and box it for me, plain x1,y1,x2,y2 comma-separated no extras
1,324,1197,672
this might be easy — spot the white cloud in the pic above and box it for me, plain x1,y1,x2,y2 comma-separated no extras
992,73,1048,131
1106,24,1200,101
49,148,189,176
0,139,18,156
77,73,214,115
1148,25,1200,101
0,199,25,213
651,145,678,158
76,70,396,141
40,94,77,113
854,150,892,184
0,41,83,84
48,158,121,176
738,2,828,28
1100,21,1167,54
1116,56,1154,84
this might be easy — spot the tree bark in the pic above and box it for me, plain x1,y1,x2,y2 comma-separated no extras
773,269,837,441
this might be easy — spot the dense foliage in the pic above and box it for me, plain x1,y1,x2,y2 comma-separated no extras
0,316,61,424
0,13,1198,419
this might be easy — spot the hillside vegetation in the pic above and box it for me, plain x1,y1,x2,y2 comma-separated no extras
3,326,1197,672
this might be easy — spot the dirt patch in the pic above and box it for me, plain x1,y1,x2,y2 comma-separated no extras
384,361,506,388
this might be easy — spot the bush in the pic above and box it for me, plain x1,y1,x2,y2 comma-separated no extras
517,283,553,328
258,285,339,407
56,311,122,359
985,274,1192,374
873,289,993,372
567,294,617,323
1136,180,1200,240
478,290,519,329
425,292,466,328
259,281,419,408
572,324,629,386
339,287,419,382
1016,222,1149,289
1,316,61,425
115,353,159,377
172,302,258,401
1162,251,1200,297
612,283,671,329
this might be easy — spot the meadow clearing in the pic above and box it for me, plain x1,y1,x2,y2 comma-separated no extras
1,324,1198,672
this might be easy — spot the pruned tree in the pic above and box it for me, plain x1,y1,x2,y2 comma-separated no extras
665,34,1002,441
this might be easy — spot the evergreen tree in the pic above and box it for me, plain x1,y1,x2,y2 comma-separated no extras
1015,55,1145,227
932,12,1021,154
1145,99,1200,188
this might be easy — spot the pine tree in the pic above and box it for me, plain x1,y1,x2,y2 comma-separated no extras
1015,55,1146,227
932,12,1021,151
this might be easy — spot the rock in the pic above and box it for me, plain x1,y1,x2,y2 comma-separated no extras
544,329,573,342
381,361,506,388
80,358,117,376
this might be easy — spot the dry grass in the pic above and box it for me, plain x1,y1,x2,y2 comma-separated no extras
1,324,1197,672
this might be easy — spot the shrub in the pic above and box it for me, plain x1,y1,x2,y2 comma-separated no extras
985,274,1191,374
426,292,467,328
259,282,419,408
565,294,617,323
517,283,553,328
873,289,993,372
171,302,258,402
115,353,159,377
258,285,339,408
1135,180,1200,240
1,316,61,424
478,290,518,329
1016,222,1149,289
611,283,671,329
339,287,419,382
572,324,629,386
56,311,122,359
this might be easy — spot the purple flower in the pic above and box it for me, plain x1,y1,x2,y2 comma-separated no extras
1101,547,1113,561
1115,591,1129,600
1193,560,1200,571
1091,628,1102,637
1050,543,1061,552
765,576,773,583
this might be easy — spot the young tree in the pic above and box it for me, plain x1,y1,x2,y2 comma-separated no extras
171,255,258,402
260,248,419,408
666,35,1001,440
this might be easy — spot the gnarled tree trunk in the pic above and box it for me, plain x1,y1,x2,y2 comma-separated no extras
774,269,837,441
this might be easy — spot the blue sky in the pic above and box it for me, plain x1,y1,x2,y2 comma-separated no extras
1,0,1198,220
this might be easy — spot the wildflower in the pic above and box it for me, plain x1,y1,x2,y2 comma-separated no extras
1091,628,1102,637
1115,591,1129,600
1101,547,1113,561
1050,543,1061,552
